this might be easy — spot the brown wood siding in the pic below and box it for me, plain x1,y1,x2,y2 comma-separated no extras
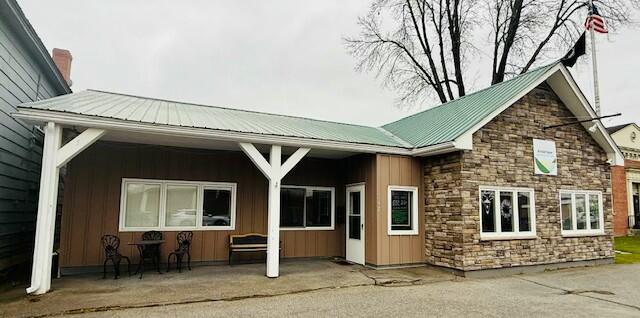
59,142,346,267
374,154,425,266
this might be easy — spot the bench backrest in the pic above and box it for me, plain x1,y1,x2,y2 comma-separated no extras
229,233,267,246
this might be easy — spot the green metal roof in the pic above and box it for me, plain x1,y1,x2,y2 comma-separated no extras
18,90,408,147
17,63,560,150
382,63,557,148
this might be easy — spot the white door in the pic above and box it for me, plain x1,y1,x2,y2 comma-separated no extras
346,184,365,265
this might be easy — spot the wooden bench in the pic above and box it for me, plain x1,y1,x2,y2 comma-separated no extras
228,233,280,265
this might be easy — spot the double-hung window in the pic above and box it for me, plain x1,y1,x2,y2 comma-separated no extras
120,178,236,231
280,186,335,230
479,186,536,240
388,186,419,235
560,190,604,236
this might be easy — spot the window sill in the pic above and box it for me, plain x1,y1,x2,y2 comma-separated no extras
561,231,607,238
388,230,419,236
280,227,335,231
480,234,538,241
119,226,235,232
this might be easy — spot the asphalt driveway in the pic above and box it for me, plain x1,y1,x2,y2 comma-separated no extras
2,261,640,317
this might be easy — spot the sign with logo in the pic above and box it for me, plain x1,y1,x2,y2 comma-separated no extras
533,139,557,175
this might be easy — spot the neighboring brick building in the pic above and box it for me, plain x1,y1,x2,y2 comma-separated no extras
607,123,640,235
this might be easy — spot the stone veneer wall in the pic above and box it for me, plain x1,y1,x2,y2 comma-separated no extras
424,152,464,268
424,84,614,271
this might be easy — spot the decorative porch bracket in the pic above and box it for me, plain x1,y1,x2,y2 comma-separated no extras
27,123,105,295
238,143,309,278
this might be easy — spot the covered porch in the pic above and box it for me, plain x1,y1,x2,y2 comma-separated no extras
13,90,424,295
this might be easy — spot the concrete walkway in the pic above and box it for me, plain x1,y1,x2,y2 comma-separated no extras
2,261,640,317
0,259,454,317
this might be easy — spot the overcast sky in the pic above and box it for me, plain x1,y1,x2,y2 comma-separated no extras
20,1,639,127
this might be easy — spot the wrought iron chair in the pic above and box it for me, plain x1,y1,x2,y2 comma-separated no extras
167,231,193,273
142,230,163,241
101,235,130,279
137,231,163,276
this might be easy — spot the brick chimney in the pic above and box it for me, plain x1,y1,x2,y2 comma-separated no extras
52,48,72,86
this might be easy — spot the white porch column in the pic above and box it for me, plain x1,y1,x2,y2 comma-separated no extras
27,124,105,295
266,146,281,277
27,122,61,295
239,143,309,278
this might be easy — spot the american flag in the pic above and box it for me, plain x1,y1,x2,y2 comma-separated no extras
585,4,608,34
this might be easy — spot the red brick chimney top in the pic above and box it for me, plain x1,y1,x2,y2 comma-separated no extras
52,48,72,87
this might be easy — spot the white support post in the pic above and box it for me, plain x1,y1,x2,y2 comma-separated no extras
27,124,105,295
266,145,281,277
239,143,309,278
27,122,61,295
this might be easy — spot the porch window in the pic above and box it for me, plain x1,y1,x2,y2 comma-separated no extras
119,179,236,231
387,186,419,235
479,186,536,240
280,186,334,230
559,190,604,236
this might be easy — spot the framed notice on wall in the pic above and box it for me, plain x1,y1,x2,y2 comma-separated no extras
533,139,557,175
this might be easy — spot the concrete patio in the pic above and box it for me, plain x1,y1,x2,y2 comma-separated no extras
0,259,456,318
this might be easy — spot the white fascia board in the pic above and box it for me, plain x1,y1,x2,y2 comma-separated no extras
14,109,414,156
410,141,459,156
551,66,625,166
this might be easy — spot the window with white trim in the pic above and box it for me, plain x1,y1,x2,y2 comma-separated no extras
120,179,236,231
479,186,536,239
388,186,419,235
280,186,335,230
560,190,604,236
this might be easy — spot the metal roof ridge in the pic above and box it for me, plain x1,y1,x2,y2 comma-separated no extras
375,127,414,148
84,89,386,131
381,62,559,129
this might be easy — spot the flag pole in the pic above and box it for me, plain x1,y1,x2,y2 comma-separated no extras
588,0,602,116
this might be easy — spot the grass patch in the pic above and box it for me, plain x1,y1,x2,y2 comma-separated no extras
615,235,640,264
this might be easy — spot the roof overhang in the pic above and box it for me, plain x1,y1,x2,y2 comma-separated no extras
14,109,414,156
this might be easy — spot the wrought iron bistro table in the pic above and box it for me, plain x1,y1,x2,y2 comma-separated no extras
129,240,164,279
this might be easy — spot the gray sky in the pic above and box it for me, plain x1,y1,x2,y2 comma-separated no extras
20,1,639,127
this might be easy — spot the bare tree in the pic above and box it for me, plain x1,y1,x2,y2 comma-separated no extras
346,0,638,105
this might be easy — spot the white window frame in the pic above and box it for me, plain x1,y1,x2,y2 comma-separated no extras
280,185,335,231
479,186,537,240
387,185,419,235
559,190,605,237
119,178,237,232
